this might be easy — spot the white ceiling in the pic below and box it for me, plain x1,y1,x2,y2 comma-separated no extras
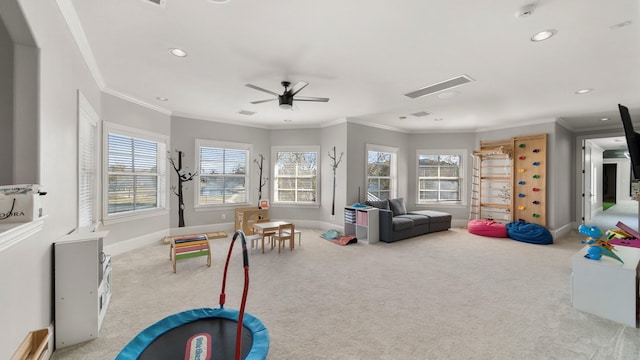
64,0,640,132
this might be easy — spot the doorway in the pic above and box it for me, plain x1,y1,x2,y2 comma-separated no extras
603,163,617,207
580,136,638,230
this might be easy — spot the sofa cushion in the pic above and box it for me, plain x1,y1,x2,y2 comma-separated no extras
389,198,407,216
396,214,429,226
392,217,414,231
366,200,390,210
410,210,452,223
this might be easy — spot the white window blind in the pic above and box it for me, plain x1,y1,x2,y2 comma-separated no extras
103,122,167,221
272,146,319,204
366,144,397,201
78,92,98,230
416,149,466,204
196,139,250,206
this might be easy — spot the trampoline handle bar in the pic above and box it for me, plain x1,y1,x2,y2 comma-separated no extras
219,230,251,360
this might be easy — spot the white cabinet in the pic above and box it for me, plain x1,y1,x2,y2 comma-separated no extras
54,231,111,348
571,244,640,327
344,207,379,244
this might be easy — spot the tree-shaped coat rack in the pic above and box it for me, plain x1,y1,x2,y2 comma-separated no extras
169,150,197,227
254,154,268,208
329,146,344,216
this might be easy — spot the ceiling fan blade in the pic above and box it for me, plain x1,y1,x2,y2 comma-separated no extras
250,98,278,104
290,81,309,96
294,96,329,102
246,83,280,96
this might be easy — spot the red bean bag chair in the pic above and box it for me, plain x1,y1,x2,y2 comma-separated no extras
467,219,509,238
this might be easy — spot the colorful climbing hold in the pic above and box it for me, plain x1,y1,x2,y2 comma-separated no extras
519,168,526,173
518,193,526,198
532,188,540,192
519,156,526,160
518,181,526,185
519,143,526,148
533,161,540,166
532,213,540,218
533,149,540,153
518,205,525,211
532,200,540,205
533,175,540,179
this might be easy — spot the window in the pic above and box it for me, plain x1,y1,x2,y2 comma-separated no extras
103,122,168,222
367,145,397,201
417,149,466,204
78,92,98,230
272,146,319,205
197,139,250,206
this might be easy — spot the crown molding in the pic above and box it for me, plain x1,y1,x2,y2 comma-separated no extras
103,88,172,115
56,0,105,88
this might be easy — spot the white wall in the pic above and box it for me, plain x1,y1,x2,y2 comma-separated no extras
0,17,12,185
0,0,101,357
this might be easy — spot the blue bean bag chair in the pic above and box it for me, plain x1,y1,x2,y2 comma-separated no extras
505,220,553,245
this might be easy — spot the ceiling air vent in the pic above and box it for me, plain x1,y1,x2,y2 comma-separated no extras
411,111,430,117
238,110,255,116
405,74,474,99
143,0,167,7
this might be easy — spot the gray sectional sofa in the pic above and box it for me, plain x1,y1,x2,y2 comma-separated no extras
365,198,452,243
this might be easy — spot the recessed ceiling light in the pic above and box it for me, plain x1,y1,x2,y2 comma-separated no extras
575,88,593,94
169,48,187,57
156,96,168,101
600,117,609,121
434,118,444,122
208,0,231,3
531,29,557,42
284,119,292,123
399,116,407,120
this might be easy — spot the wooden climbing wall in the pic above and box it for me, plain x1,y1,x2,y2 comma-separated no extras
512,134,547,226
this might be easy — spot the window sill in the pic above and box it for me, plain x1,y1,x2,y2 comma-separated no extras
0,216,47,252
271,203,321,209
103,209,168,226
414,202,467,208
194,203,252,212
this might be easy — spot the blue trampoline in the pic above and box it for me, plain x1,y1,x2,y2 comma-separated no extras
116,231,269,360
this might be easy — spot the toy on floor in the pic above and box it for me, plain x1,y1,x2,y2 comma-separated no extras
577,224,623,264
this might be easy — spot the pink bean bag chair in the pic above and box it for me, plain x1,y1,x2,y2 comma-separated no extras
467,219,509,238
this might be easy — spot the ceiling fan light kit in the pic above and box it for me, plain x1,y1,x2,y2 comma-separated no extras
247,80,329,110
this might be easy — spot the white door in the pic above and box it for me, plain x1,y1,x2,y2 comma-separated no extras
583,140,593,224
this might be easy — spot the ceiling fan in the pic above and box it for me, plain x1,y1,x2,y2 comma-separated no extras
246,80,329,110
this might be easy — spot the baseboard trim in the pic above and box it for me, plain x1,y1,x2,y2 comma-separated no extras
550,222,574,239
104,229,169,256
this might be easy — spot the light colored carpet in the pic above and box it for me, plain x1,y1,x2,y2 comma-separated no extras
589,200,639,232
52,227,640,360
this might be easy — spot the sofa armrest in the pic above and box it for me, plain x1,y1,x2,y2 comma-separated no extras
377,208,393,242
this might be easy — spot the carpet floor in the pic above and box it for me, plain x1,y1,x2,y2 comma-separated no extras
52,227,640,360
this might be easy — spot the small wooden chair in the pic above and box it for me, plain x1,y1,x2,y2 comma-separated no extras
251,218,276,254
272,223,295,253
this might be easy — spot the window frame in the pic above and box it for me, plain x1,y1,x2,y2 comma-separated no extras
415,148,467,205
77,91,99,231
194,139,252,209
271,145,320,207
102,121,169,225
366,144,398,201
